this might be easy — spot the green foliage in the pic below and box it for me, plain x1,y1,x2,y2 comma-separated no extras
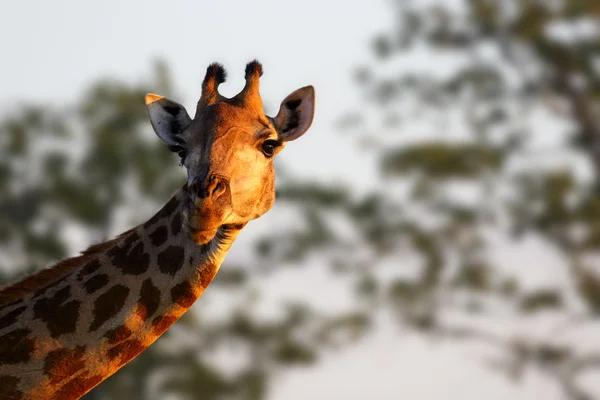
160,355,231,400
575,266,600,314
273,340,317,365
276,182,349,208
319,312,371,346
212,266,248,287
520,290,563,313
534,343,571,366
381,142,503,178
453,262,492,292
575,196,600,249
389,279,421,305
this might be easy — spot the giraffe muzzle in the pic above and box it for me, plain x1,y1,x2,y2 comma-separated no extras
192,174,228,200
183,174,233,238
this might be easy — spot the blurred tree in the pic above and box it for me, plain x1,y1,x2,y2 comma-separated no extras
0,61,182,282
2,1,600,398
321,0,600,398
0,62,368,400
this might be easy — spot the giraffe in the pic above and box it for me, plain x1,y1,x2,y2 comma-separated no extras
0,60,315,399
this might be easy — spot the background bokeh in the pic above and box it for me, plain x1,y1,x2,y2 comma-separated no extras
1,0,600,399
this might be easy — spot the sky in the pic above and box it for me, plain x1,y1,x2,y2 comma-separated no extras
0,1,581,399
0,0,390,193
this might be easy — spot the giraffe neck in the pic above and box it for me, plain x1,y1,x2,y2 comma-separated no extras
0,187,244,399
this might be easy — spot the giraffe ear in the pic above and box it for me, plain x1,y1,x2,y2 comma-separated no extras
273,86,315,142
145,94,192,152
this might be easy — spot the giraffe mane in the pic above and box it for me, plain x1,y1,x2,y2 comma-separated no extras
0,226,139,308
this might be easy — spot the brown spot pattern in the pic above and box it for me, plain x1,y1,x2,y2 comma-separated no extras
137,279,160,321
106,232,139,259
121,231,140,249
83,274,109,294
51,373,103,400
0,375,23,399
76,260,101,282
33,286,81,338
0,298,23,310
106,339,145,367
89,285,130,332
44,346,86,384
170,281,196,308
111,241,151,276
0,227,135,309
171,212,182,236
151,315,178,336
144,196,179,229
0,328,35,364
32,275,69,299
149,226,168,247
157,245,185,276
0,305,26,330
199,262,218,287
104,325,133,344
143,212,163,230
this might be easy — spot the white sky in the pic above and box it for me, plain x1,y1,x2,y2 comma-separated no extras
0,1,583,399
0,0,390,192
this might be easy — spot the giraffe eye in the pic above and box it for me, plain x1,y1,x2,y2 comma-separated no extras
261,140,280,157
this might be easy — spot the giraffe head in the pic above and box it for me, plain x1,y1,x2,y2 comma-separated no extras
146,61,315,243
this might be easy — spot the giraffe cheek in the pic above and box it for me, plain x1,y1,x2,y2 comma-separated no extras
229,174,265,218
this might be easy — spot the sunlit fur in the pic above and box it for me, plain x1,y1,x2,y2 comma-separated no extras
181,101,282,240
163,60,312,245
0,61,314,399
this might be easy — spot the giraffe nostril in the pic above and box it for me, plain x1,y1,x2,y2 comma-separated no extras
193,175,227,200
211,179,226,198
207,175,226,198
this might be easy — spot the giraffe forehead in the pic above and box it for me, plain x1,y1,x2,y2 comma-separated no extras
184,129,268,183
189,102,269,147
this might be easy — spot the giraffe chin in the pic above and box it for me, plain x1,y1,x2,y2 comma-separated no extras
184,188,233,245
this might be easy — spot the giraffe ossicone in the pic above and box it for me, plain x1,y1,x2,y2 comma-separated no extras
0,60,315,399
